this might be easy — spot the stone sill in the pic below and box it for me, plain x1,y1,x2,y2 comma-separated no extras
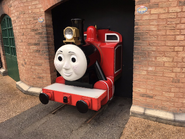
130,105,185,127
0,68,8,76
0,68,41,96
16,81,42,96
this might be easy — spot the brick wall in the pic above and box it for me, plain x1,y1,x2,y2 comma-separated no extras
0,0,62,87
134,0,185,113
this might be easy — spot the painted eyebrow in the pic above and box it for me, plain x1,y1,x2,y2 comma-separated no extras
59,50,63,53
69,51,75,54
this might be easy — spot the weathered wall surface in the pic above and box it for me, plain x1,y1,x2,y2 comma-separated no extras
134,0,185,113
0,0,61,87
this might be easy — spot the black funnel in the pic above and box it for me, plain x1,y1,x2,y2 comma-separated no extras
71,18,85,45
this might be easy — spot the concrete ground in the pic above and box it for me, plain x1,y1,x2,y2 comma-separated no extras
120,116,185,139
0,74,40,123
1,74,185,139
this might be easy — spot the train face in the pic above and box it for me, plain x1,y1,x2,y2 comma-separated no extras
54,44,87,81
39,18,123,113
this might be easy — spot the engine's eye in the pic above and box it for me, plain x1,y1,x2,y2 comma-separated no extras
71,55,77,63
65,28,73,39
57,54,63,62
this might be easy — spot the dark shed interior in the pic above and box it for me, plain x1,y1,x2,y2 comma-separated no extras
52,0,135,98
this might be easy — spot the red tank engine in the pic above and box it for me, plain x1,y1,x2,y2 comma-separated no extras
39,19,122,113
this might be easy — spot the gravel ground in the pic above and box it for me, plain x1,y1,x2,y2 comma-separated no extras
0,74,40,123
120,116,185,139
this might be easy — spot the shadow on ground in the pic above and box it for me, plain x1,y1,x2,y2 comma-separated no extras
0,96,131,139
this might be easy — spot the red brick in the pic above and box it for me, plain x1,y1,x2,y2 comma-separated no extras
157,47,174,51
164,72,176,78
146,98,162,105
178,12,185,17
154,95,168,101
172,78,180,83
177,73,185,78
162,102,174,107
155,76,172,82
169,7,181,13
174,57,182,62
149,41,165,46
173,68,181,72
135,21,150,26
178,63,185,67
182,68,185,72
158,36,175,41
133,87,147,93
163,92,174,97
159,2,177,8
150,30,166,35
141,46,156,51
134,70,147,75
178,52,185,57
150,19,166,25
148,52,164,57
142,36,157,41
135,15,142,20
141,57,155,61
155,86,171,92
159,24,176,30
179,98,185,103
176,35,185,40
142,15,158,20
166,41,179,46
151,0,167,2
148,71,163,76
177,24,185,29
167,30,180,35
175,103,183,108
171,88,179,92
180,30,185,34
134,41,148,46
135,27,142,31
159,13,177,19
142,26,158,31
151,8,168,14
148,61,164,66
156,57,173,62
140,75,155,80
165,62,177,67
168,18,180,24
174,93,184,98
165,52,177,57
181,18,185,23
156,67,172,72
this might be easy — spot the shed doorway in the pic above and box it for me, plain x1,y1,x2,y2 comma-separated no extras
1,15,20,81
52,0,135,97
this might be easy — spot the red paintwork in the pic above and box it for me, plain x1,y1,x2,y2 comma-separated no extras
42,86,107,111
42,26,122,112
85,26,122,78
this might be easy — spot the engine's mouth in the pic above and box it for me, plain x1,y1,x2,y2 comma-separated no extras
63,72,72,77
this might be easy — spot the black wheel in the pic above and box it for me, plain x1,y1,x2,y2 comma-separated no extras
39,93,49,104
76,100,88,113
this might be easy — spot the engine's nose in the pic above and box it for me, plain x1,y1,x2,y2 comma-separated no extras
39,93,49,104
76,100,88,113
